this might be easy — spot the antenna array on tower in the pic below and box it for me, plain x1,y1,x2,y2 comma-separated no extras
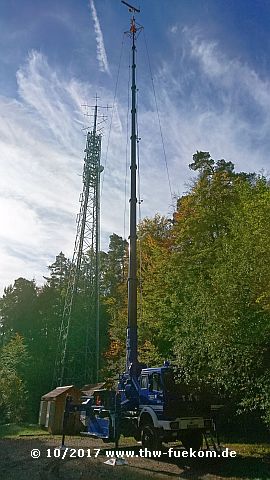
53,104,103,387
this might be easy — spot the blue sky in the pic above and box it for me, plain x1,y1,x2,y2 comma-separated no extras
0,0,270,293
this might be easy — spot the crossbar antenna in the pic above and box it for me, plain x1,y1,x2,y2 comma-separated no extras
121,0,140,13
82,101,112,136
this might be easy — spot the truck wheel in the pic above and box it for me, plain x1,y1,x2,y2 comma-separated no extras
141,424,162,450
180,431,203,450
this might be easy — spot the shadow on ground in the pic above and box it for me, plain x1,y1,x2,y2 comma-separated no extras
0,437,269,480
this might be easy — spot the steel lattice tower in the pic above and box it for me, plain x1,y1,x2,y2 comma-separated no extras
53,103,103,387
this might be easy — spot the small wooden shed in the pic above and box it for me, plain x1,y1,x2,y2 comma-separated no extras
39,385,82,435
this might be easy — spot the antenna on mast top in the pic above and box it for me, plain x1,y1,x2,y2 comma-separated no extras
121,0,140,13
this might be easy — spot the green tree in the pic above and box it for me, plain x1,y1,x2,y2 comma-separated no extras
137,215,173,364
0,278,38,342
44,252,70,291
101,234,129,377
0,334,29,423
101,233,128,296
170,156,270,426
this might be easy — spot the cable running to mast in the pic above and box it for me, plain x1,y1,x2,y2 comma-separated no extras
136,89,144,325
143,30,174,206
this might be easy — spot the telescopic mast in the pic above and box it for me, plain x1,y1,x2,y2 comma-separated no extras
122,1,141,371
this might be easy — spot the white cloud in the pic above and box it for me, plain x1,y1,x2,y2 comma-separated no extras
0,198,43,246
0,51,130,293
170,25,178,34
147,30,270,179
0,53,87,292
1,30,270,294
16,51,82,152
188,33,270,114
89,0,110,75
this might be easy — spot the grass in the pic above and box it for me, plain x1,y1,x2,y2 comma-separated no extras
0,423,51,438
226,442,270,458
0,425,269,454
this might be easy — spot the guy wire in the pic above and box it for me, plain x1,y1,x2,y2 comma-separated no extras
143,29,174,205
136,88,143,324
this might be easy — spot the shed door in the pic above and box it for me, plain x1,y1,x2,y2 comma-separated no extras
45,400,55,428
39,400,47,426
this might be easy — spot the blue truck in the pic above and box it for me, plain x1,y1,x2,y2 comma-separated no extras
77,363,219,450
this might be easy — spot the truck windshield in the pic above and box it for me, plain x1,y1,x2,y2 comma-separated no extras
162,369,176,391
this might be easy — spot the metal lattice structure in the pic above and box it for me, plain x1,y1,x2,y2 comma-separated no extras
53,104,103,387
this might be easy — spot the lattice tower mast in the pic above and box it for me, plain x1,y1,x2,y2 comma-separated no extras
53,103,103,387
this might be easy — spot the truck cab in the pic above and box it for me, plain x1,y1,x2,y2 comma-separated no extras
100,364,214,449
135,366,212,449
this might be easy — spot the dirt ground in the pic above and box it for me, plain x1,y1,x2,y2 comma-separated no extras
0,436,270,480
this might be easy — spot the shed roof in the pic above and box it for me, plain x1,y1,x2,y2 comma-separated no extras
41,385,74,400
81,382,107,396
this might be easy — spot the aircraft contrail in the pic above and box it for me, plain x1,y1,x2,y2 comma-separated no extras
89,0,111,75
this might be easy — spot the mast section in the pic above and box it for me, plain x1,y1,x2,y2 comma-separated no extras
122,1,141,371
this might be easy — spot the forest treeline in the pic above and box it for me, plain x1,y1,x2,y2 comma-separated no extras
0,151,270,433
